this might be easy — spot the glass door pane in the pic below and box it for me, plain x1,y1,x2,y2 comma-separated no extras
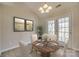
48,20,55,34
58,17,69,43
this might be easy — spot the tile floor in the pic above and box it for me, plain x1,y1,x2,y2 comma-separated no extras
1,44,79,57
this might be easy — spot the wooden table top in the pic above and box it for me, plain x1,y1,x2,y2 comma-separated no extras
32,40,60,53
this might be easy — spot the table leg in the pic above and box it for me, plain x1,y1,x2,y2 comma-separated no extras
41,52,50,57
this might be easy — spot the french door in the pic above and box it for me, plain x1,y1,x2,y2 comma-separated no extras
58,17,69,43
48,16,71,56
48,17,70,43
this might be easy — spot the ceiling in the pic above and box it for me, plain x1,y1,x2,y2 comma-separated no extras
0,2,79,19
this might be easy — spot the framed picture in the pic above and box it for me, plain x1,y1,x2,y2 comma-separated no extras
13,17,33,32
13,17,25,32
26,20,33,31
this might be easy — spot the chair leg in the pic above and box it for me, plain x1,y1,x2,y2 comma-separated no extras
30,46,33,53
35,49,38,56
30,46,38,56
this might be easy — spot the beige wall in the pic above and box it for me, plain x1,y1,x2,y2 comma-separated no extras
0,5,2,55
1,5,39,52
39,4,79,50
71,5,79,50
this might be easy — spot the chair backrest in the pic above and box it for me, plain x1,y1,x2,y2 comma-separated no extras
48,33,57,41
32,34,38,43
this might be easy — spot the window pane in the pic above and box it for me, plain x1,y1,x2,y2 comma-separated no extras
65,17,69,22
64,22,69,27
61,32,64,36
65,33,69,38
59,28,62,31
26,20,33,31
61,23,65,27
15,22,24,31
64,28,69,32
59,37,62,41
15,18,25,31
61,28,65,32
59,32,62,37
58,19,61,23
61,18,65,23
58,18,64,23
62,37,65,42
48,20,55,34
58,23,62,28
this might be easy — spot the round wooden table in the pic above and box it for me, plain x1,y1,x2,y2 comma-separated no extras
32,41,59,57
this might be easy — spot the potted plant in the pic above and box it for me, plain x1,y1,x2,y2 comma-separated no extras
37,26,43,39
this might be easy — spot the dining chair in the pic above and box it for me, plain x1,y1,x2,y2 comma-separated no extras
32,34,38,43
31,34,38,53
19,41,30,56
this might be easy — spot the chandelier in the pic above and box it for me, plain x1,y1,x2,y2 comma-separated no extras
38,3,52,13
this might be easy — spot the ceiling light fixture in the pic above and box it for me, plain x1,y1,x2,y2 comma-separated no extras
38,3,52,13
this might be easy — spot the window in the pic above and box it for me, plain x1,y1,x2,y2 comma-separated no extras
13,17,33,32
58,17,69,42
48,20,55,34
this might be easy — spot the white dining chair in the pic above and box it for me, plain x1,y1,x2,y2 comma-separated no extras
31,34,38,43
31,34,38,53
19,41,30,56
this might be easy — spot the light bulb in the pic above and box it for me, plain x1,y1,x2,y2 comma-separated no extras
48,6,52,10
43,4,48,8
38,7,43,11
45,9,49,13
41,9,44,13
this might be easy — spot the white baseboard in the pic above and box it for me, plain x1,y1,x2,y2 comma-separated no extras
72,48,79,51
0,51,1,56
1,45,19,53
68,47,79,51
1,41,31,53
